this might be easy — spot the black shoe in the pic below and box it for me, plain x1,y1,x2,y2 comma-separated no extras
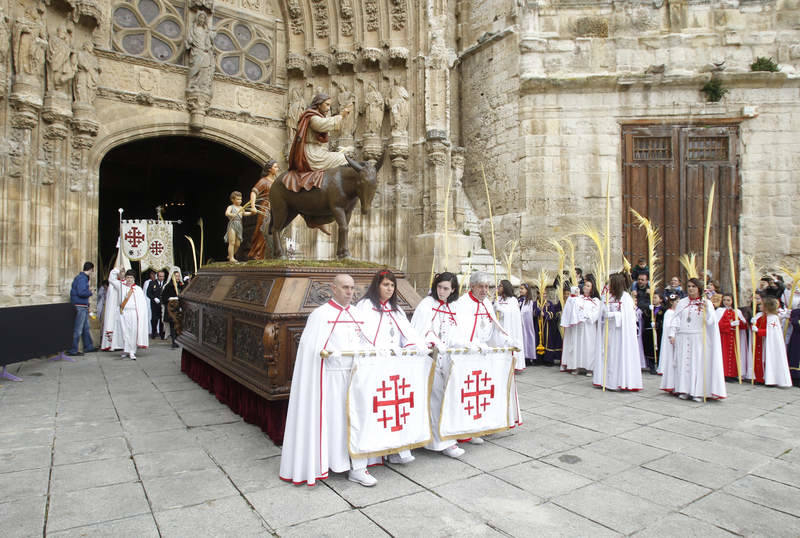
66,351,84,356
171,343,179,349
160,334,165,340
84,347,98,353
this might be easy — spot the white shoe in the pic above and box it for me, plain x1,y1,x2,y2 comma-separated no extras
120,353,128,358
129,354,136,360
678,393,689,400
442,445,465,458
348,469,377,487
570,370,577,375
692,396,703,402
469,437,484,445
586,372,593,377
388,453,415,464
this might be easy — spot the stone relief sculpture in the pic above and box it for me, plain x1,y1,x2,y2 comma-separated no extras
286,87,305,157
336,83,356,140
46,23,75,94
388,81,409,134
12,4,47,82
186,11,215,94
364,81,384,135
0,7,9,65
74,42,100,106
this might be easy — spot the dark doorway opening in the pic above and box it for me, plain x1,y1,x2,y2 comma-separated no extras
98,136,262,279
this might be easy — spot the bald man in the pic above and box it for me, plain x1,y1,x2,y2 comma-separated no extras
280,274,380,486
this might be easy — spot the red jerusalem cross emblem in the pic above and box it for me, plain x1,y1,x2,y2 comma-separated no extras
149,240,164,256
373,375,415,432
461,370,495,420
124,227,145,248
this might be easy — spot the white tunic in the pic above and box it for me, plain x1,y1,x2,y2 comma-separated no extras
355,299,425,350
305,115,349,170
657,308,677,377
108,269,149,354
410,296,469,451
494,296,526,371
561,295,601,372
279,300,375,486
452,291,521,428
592,293,643,391
667,297,727,399
755,313,792,387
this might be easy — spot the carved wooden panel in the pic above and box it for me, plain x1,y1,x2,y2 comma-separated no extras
232,320,266,370
225,278,274,306
182,301,199,337
187,274,220,297
202,310,227,351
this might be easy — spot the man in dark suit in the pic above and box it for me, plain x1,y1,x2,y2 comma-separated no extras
147,270,167,339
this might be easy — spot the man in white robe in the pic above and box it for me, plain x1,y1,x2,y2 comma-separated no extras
108,268,149,359
279,274,380,487
452,272,517,442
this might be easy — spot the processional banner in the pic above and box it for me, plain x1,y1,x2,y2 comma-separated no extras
142,221,175,271
347,353,435,458
120,220,149,261
438,350,514,440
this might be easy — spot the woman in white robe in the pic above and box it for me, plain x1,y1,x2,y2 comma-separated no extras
108,268,149,359
356,270,426,465
410,272,469,458
593,273,643,391
562,275,601,375
667,278,726,401
494,279,526,371
518,284,538,366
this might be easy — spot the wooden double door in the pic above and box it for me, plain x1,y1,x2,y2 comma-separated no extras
622,124,741,293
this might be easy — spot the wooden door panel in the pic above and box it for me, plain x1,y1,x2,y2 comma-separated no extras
622,124,740,293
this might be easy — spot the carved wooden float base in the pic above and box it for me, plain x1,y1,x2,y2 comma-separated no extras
176,263,421,444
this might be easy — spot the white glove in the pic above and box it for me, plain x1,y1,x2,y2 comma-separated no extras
730,320,739,327
154,298,160,304
649,304,655,311
434,342,447,355
750,318,757,325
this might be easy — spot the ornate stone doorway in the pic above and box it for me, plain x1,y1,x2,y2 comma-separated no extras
622,124,742,292
98,136,261,275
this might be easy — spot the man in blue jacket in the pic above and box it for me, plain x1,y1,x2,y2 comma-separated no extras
69,261,97,356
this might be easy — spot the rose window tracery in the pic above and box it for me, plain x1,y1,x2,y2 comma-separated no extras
112,0,185,64
212,18,272,84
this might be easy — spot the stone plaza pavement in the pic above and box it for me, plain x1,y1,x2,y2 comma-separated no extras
2,341,800,537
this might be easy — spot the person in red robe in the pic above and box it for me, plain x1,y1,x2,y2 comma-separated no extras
247,160,277,259
716,293,747,379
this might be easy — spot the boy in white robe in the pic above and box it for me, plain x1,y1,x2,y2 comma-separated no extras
108,268,149,359
494,279,526,371
561,276,602,375
752,297,792,387
279,274,380,487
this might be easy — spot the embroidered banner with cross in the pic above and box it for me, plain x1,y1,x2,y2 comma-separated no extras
120,220,149,261
140,221,175,271
438,349,514,440
347,352,435,458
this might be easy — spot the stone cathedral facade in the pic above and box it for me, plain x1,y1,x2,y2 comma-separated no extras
0,0,798,306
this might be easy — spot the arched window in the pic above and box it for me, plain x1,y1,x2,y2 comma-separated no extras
112,0,185,64
213,18,272,84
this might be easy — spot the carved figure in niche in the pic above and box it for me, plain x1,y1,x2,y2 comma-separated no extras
12,4,47,80
247,159,279,260
74,42,100,105
364,81,384,135
224,190,254,263
335,83,356,140
47,23,75,93
286,87,304,155
388,81,409,134
186,11,215,94
0,8,9,66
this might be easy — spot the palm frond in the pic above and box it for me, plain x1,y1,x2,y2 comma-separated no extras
679,253,699,280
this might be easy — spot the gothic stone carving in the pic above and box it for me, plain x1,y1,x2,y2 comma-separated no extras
0,8,9,97
340,0,354,37
365,0,379,32
310,0,329,39
389,81,409,134
185,11,215,129
11,3,47,100
286,52,305,74
391,0,407,31
287,0,304,35
364,81,384,135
